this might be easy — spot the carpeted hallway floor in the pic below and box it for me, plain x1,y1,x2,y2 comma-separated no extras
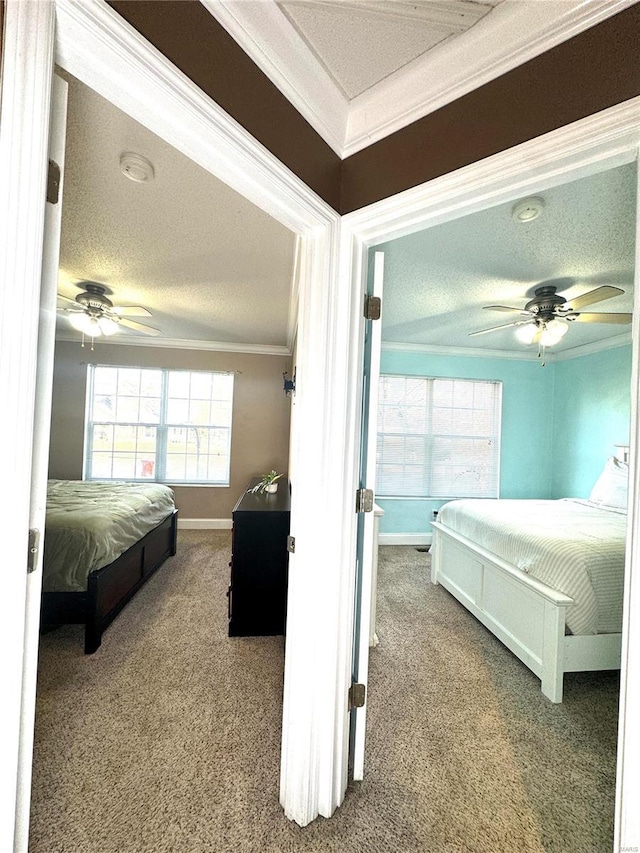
29,532,619,852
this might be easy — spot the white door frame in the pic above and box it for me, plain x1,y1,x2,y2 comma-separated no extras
0,2,57,850
338,99,640,849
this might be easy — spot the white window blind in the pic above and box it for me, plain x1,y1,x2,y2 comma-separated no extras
376,375,502,498
85,365,234,485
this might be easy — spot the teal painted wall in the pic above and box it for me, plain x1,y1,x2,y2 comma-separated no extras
378,345,632,535
551,345,632,499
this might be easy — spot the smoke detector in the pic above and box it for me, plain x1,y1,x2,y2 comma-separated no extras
511,197,544,223
120,152,155,183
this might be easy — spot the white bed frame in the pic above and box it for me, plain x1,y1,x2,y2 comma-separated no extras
430,522,622,702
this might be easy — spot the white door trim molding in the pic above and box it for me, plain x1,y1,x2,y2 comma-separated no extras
338,96,640,850
616,160,640,848
15,73,70,851
0,3,56,851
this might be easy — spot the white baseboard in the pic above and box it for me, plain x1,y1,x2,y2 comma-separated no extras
379,533,433,546
178,518,232,530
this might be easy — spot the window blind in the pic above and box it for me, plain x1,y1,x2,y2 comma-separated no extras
376,375,502,498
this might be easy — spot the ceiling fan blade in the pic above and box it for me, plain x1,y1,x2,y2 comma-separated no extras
118,318,161,336
572,312,633,324
468,321,523,337
482,305,529,314
57,294,79,307
112,305,153,317
564,285,624,310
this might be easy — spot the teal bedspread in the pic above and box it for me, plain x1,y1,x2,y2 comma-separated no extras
43,480,176,592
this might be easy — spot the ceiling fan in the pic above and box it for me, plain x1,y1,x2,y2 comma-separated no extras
469,284,632,346
57,282,160,340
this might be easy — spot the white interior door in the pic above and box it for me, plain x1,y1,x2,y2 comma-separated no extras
14,73,69,850
351,251,384,780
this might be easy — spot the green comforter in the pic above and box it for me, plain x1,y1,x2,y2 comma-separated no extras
43,480,176,592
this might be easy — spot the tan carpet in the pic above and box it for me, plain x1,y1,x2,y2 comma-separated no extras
29,533,618,852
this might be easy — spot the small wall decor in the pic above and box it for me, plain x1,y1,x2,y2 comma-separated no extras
283,370,296,397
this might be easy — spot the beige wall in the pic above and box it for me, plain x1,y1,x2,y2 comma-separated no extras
48,340,293,519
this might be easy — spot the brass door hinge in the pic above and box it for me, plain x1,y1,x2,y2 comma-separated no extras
363,294,381,321
27,528,40,573
348,682,366,710
47,159,61,204
355,488,374,513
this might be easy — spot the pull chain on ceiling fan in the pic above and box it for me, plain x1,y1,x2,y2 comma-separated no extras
469,284,632,347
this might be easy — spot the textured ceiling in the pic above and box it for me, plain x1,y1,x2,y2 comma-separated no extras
278,0,499,99
378,162,637,356
57,75,296,349
58,75,636,360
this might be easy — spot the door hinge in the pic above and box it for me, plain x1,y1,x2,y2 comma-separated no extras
364,294,381,321
47,159,61,205
287,535,295,554
348,682,366,710
27,528,41,574
355,488,374,513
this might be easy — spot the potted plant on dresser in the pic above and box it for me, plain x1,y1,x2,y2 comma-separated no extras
249,470,283,494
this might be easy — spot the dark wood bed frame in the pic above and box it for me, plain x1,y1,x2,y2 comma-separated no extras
40,509,178,654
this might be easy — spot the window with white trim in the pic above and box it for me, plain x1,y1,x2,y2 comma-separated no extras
85,365,234,485
376,375,502,498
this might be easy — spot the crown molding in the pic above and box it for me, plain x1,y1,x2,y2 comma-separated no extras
201,0,349,155
55,333,292,356
382,341,539,360
201,0,635,159
309,0,490,33
344,0,636,156
549,331,632,360
382,333,632,362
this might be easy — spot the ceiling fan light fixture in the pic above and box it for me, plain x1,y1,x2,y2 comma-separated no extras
540,318,569,345
511,197,544,223
98,316,119,336
515,323,539,344
69,311,100,336
515,318,569,347
120,152,155,183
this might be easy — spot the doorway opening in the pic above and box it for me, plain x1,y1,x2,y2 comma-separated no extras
31,69,299,851
353,158,637,850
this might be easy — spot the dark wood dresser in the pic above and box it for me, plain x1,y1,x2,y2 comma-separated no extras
228,479,290,636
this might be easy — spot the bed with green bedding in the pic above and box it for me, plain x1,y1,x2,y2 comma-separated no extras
41,479,178,653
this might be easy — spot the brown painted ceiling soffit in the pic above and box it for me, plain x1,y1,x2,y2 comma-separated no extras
106,2,639,217
340,3,640,214
107,0,342,212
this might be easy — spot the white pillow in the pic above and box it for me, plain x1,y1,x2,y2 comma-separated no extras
588,456,629,510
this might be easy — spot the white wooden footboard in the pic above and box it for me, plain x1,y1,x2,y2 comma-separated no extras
431,522,621,703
